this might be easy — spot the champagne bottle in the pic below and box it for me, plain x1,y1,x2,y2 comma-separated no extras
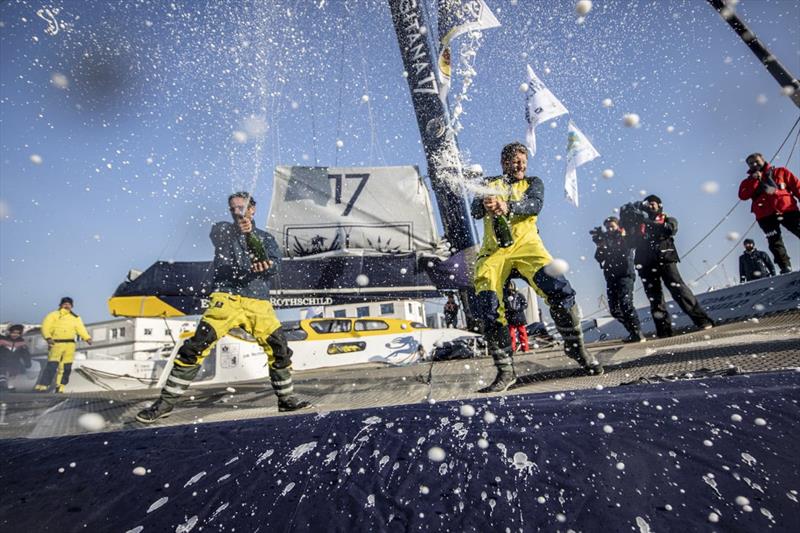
493,214,514,248
245,232,269,262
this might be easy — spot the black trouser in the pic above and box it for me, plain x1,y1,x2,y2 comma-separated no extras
757,211,800,273
639,262,712,337
605,275,640,336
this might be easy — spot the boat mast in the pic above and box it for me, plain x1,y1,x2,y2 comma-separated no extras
706,0,800,109
387,0,477,251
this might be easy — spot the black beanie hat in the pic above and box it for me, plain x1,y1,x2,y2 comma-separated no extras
643,194,662,205
60,297,74,306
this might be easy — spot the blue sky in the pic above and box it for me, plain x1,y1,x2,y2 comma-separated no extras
1,0,799,324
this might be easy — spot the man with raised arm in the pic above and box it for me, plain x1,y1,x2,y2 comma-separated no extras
136,192,310,423
738,152,800,274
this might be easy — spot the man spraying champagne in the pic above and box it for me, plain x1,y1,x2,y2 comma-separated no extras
471,142,603,393
136,192,310,423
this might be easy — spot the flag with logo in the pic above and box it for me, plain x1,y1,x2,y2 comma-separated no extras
564,120,600,207
524,64,568,156
437,0,500,103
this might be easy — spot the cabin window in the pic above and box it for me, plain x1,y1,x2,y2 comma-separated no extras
284,326,308,341
110,328,118,340
164,329,171,336
356,306,370,317
333,310,347,318
143,328,153,336
355,320,390,332
407,303,413,313
380,303,394,315
309,320,352,334
119,327,126,338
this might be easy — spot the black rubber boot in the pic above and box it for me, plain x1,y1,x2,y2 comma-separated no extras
478,321,517,393
551,305,604,375
135,398,174,424
278,396,312,412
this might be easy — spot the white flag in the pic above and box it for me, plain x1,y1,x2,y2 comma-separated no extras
564,120,600,207
437,0,501,103
524,65,568,156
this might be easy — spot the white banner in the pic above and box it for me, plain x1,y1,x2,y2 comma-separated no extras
268,166,439,258
437,0,501,102
564,120,600,206
524,64,568,156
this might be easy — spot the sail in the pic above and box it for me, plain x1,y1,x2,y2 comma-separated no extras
266,164,471,307
269,166,439,257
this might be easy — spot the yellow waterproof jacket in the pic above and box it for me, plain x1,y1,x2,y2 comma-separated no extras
41,309,91,342
471,175,545,255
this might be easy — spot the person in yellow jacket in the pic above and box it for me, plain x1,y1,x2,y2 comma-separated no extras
472,142,603,393
34,297,92,393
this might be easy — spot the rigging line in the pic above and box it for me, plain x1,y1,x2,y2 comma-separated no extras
691,220,757,284
783,127,800,167
680,199,741,260
769,114,800,164
334,27,348,167
260,0,302,194
310,90,319,166
355,19,386,166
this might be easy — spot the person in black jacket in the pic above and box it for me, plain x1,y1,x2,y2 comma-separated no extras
0,324,31,391
503,281,529,352
443,294,460,328
590,217,643,342
136,192,310,423
739,238,776,282
620,195,714,338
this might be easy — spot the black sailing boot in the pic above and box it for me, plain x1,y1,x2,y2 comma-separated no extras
135,398,174,423
552,305,604,375
270,367,312,412
135,363,200,423
478,321,517,393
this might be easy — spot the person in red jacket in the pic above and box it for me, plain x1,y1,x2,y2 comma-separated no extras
738,153,800,274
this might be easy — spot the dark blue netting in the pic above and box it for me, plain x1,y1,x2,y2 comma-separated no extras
1,371,798,532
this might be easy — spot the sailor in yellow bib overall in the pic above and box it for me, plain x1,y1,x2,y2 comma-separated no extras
35,297,92,393
473,143,603,392
136,193,310,423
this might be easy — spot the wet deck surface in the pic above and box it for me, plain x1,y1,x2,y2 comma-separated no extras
1,310,798,439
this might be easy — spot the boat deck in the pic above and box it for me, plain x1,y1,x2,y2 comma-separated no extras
1,310,798,440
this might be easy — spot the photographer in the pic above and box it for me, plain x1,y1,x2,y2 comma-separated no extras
620,195,714,338
738,152,800,274
590,217,643,342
